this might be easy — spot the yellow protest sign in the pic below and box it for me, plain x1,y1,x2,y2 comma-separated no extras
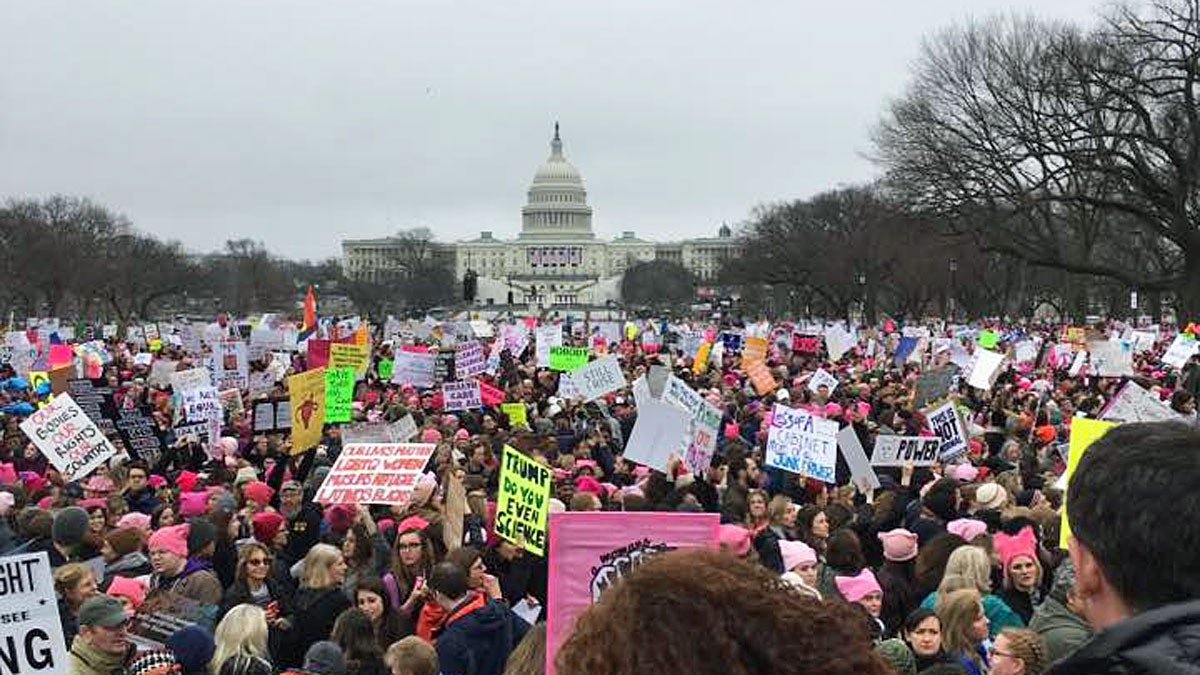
743,336,768,364
148,338,163,352
501,402,527,428
353,324,369,346
495,446,551,555
1059,417,1117,549
288,367,327,454
330,343,370,377
746,360,777,396
693,342,712,375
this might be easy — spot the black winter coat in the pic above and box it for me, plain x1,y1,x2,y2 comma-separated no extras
1048,600,1200,675
280,587,352,668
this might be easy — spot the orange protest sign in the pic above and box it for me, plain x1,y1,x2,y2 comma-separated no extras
746,361,777,396
743,337,768,364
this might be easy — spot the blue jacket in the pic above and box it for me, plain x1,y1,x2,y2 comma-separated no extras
436,596,528,675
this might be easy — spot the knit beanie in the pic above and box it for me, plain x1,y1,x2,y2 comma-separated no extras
947,518,988,543
126,650,179,675
875,638,916,675
52,506,90,548
175,471,200,494
166,625,214,673
718,524,752,558
778,540,818,573
104,527,144,558
147,524,190,558
106,575,147,609
877,528,919,563
834,568,883,603
242,481,274,506
115,512,152,532
186,519,218,556
304,641,347,675
251,511,285,545
975,483,1008,511
179,492,208,518
993,526,1038,574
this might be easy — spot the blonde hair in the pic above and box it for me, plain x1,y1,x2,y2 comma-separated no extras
53,563,92,605
301,543,344,590
997,629,1048,675
385,636,439,675
767,495,794,527
235,542,273,585
941,545,992,594
211,604,269,675
936,588,985,664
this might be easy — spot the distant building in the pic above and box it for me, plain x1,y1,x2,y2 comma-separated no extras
342,124,740,307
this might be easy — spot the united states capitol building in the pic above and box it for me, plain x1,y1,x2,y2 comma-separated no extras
342,125,740,308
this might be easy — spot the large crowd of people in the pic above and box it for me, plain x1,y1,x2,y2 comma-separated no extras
2,312,1199,675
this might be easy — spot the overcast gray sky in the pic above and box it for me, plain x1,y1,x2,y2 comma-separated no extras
1,0,1103,260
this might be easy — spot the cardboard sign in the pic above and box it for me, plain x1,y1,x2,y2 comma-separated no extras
171,367,212,394
211,340,249,389
977,329,1000,349
570,355,627,401
807,368,839,394
824,324,856,362
1087,340,1134,378
623,399,691,473
966,349,1005,390
742,336,768,364
545,513,719,675
793,335,821,354
442,381,482,411
66,378,118,436
745,360,777,396
764,405,838,482
315,442,437,505
324,367,355,423
455,341,487,380
392,351,437,388
914,365,960,408
1060,418,1117,548
926,401,968,461
330,342,371,378
549,346,589,372
389,414,418,442
0,551,68,675
683,400,721,475
501,402,528,428
871,435,941,467
115,408,166,467
557,371,584,400
252,398,291,433
20,393,117,481
837,425,881,492
434,349,456,383
181,387,222,424
1162,334,1199,369
495,446,552,555
1099,381,1184,424
536,325,563,368
692,341,712,375
288,368,326,453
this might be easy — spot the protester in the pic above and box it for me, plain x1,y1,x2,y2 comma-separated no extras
287,544,353,667
902,608,956,671
332,608,390,675
935,588,991,675
1027,560,1092,663
426,561,526,675
990,629,1048,675
384,637,439,675
69,596,137,675
355,577,413,653
54,562,98,646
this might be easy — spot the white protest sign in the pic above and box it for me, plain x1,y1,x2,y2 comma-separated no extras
133,353,153,367
1088,340,1134,378
392,351,437,388
871,435,941,467
623,398,691,473
682,400,722,475
1069,350,1089,377
570,355,627,401
966,349,1005,390
824,324,856,362
248,371,276,398
469,320,494,338
0,551,68,675
837,425,881,492
455,341,487,380
807,368,839,394
20,394,117,481
211,340,249,389
147,360,177,389
1100,381,1186,424
442,381,482,411
535,325,562,368
662,375,704,416
765,405,839,483
557,371,584,400
102,324,118,340
1163,334,1199,369
315,443,438,505
926,401,968,461
181,386,223,423
1131,331,1157,353
1014,340,1038,364
389,414,419,442
171,367,212,394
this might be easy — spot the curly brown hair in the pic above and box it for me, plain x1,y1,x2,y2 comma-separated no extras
555,549,893,675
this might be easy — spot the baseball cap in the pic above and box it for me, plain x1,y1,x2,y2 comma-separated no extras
78,596,128,628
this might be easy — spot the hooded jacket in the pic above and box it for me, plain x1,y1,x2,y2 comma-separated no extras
1028,595,1092,664
435,595,528,675
1048,599,1200,675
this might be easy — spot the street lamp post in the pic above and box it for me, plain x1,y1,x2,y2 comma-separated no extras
948,259,958,320
856,272,867,323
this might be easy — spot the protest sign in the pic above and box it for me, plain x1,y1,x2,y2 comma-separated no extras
824,324,856,362
536,325,563,368
764,405,839,482
978,329,1000,349
389,414,418,442
479,380,505,406
455,341,487,380
20,394,117,481
557,371,583,400
837,425,881,492
377,357,394,381
549,346,589,372
1088,340,1134,378
324,367,355,423
1060,418,1117,548
1131,330,1157,353
914,364,960,408
793,335,821,354
0,551,68,675
147,360,177,389
966,349,1005,390
871,435,941,467
807,368,839,394
339,423,391,446
434,349,456,383
171,367,212,394
742,336,768,364
1069,350,1088,377
392,351,436,388
181,387,222,424
251,398,291,433
288,368,326,453
330,342,371,378
926,401,968,461
307,339,331,369
569,355,626,401
501,402,527,428
546,512,719,675
623,399,691,472
211,340,249,389
745,360,777,395
692,341,712,375
442,381,482,411
248,371,275,398
115,408,166,466
66,378,117,436
495,446,552,555
662,375,704,416
683,400,721,475
1099,381,1184,424
1162,334,1199,369
314,442,437,505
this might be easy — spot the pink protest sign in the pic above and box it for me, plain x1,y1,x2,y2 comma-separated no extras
306,339,330,369
545,512,719,674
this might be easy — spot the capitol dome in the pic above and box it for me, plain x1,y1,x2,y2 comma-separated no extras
520,123,594,239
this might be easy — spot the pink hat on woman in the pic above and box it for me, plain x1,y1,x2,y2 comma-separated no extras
147,524,190,558
179,492,208,518
877,529,919,562
835,569,883,603
420,428,442,444
779,540,818,572
994,526,1039,574
718,524,752,558
106,576,146,609
116,512,152,532
947,518,988,542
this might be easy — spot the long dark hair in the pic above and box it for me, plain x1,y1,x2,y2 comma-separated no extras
332,608,383,675
390,527,436,598
356,577,411,650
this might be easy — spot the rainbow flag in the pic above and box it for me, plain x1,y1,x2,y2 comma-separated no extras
298,285,317,341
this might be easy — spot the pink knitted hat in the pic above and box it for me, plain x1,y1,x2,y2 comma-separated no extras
835,568,883,603
779,540,818,572
718,524,752,558
179,492,208,518
994,526,1038,574
947,518,988,542
116,512,152,532
877,528,919,562
147,524,190,558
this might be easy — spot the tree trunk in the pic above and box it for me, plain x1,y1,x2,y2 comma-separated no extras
1178,249,1200,323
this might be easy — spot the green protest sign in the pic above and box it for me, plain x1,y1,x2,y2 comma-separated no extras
324,366,355,423
378,358,394,381
978,330,1000,349
495,446,551,555
548,346,589,372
